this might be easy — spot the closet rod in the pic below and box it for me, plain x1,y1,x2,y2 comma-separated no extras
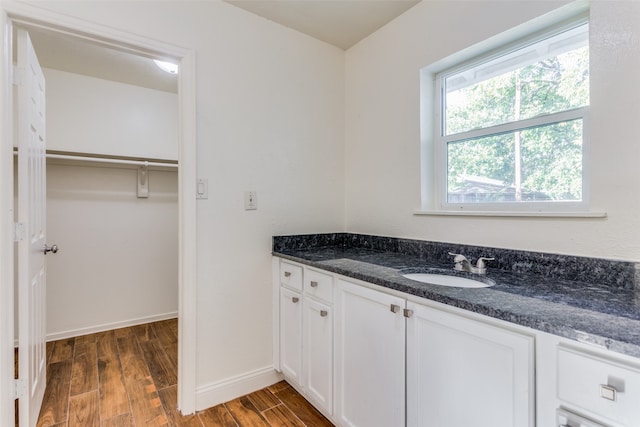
12,150,178,168
46,154,178,168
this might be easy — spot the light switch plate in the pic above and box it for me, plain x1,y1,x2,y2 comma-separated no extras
196,179,208,199
244,191,257,210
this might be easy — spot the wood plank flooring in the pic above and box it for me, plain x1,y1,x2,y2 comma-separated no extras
30,319,333,427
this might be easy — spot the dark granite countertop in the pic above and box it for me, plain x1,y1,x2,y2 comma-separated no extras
273,234,640,359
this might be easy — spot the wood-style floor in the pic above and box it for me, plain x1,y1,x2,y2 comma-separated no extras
29,319,333,427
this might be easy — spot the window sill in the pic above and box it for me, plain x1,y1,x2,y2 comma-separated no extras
414,210,607,218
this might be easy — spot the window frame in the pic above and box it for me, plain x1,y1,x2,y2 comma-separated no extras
429,17,591,214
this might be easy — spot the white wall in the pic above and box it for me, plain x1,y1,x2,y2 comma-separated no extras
45,163,178,339
12,0,346,406
345,0,640,261
45,68,178,160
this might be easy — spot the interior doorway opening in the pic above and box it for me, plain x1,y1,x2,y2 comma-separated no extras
18,22,181,343
3,7,198,424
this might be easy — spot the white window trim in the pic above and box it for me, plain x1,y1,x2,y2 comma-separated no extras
417,2,605,218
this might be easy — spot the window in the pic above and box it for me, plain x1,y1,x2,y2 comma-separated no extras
433,21,589,212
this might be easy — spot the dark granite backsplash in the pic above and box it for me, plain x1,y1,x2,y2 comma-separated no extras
273,233,640,290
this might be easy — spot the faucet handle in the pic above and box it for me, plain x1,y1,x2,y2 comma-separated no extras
448,252,468,263
475,257,495,269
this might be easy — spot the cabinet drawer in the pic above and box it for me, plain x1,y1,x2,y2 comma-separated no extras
558,346,640,426
304,268,333,303
281,261,303,291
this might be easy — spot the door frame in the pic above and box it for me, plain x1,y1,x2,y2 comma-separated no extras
0,2,198,424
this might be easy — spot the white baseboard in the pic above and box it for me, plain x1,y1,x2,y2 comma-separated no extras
45,311,179,342
195,366,283,411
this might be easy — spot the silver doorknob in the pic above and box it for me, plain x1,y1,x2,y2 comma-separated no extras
44,244,58,255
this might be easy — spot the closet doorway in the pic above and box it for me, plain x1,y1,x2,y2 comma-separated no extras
5,8,198,423
24,25,181,342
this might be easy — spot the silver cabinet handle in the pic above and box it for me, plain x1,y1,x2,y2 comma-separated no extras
390,304,401,313
320,310,328,317
291,297,299,303
284,271,292,277
600,384,617,401
310,281,318,288
404,309,414,318
44,244,58,255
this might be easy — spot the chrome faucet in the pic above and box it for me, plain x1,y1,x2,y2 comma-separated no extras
448,252,494,275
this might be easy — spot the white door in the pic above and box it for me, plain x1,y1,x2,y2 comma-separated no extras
17,28,48,427
406,301,535,427
335,279,406,427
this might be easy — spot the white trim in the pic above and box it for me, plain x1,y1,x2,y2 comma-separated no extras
414,210,606,218
177,47,198,416
272,257,281,372
45,312,178,342
440,107,587,144
195,366,283,411
0,10,15,427
1,0,198,416
5,1,185,59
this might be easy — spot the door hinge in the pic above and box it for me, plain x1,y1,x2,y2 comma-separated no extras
12,65,24,86
13,222,25,242
12,378,26,399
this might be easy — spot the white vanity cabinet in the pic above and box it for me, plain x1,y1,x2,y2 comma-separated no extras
406,300,535,427
277,260,334,416
335,279,406,427
279,261,303,383
274,256,640,427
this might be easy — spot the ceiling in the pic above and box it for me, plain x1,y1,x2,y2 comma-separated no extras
224,0,420,50
23,25,179,93
20,0,420,92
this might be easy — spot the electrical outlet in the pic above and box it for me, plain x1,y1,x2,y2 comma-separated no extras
244,191,257,210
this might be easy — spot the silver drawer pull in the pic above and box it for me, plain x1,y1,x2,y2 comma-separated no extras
600,384,617,401
320,310,328,317
403,309,414,318
390,304,401,313
284,271,292,277
310,281,319,288
291,297,299,303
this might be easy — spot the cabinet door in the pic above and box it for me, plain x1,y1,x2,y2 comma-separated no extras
335,279,406,427
280,287,303,384
406,301,534,427
303,298,333,415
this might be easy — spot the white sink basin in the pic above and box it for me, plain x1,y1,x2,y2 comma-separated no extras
402,273,494,288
